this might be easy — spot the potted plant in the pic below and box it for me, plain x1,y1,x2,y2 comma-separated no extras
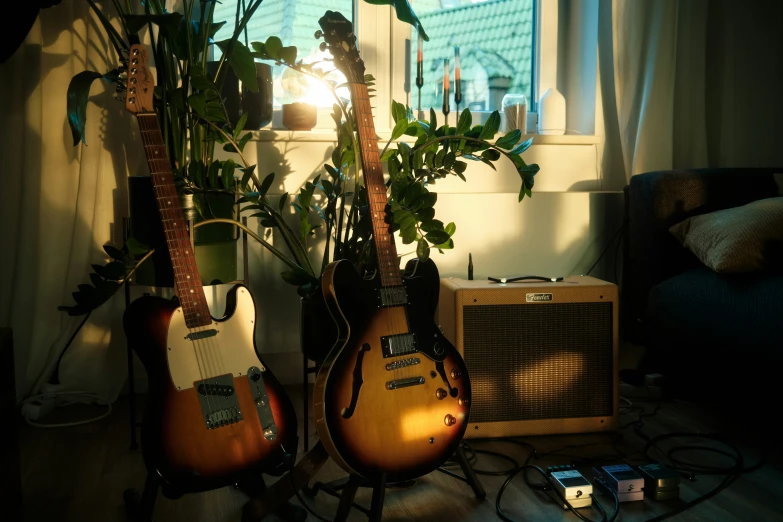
60,2,540,361
67,0,275,286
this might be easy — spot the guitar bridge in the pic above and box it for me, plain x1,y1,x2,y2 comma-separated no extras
195,374,242,429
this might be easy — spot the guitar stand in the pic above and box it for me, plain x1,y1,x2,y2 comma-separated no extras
124,470,308,522
302,444,485,522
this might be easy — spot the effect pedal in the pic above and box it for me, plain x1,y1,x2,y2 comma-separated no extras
637,463,681,500
598,464,644,502
548,465,592,509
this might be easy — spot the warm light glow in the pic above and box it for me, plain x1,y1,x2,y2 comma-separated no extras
513,352,586,400
400,408,466,442
275,49,349,107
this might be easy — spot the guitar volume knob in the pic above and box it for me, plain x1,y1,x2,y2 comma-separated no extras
450,369,461,380
444,414,456,426
435,388,447,400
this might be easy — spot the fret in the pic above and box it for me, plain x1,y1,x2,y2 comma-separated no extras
348,84,404,287
135,112,210,328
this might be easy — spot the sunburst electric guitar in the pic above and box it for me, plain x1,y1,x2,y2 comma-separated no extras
121,44,297,489
313,11,472,483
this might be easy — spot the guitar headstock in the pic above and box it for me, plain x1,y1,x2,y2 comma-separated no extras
317,10,365,84
125,44,155,114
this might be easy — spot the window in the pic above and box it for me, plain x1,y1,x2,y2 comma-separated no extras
406,0,535,116
211,0,543,133
212,0,352,108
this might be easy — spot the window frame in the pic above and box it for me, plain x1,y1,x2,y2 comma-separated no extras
211,0,550,135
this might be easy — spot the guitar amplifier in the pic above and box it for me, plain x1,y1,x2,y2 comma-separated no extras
437,276,618,438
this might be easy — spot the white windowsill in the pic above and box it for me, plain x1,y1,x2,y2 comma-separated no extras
249,128,599,145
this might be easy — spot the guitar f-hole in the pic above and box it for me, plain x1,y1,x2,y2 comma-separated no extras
341,343,371,419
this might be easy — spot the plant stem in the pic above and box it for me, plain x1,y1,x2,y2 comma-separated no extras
192,218,311,276
196,116,251,168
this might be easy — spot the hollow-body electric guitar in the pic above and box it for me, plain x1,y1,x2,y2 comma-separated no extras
121,44,296,489
313,11,472,483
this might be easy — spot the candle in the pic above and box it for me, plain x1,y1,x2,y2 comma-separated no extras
416,34,424,89
454,46,462,110
442,58,450,119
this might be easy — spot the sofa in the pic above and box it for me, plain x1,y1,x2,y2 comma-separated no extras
622,168,783,400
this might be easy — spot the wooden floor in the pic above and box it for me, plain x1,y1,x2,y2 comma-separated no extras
17,385,783,522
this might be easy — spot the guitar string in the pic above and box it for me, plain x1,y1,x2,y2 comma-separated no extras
138,113,221,420
353,86,415,390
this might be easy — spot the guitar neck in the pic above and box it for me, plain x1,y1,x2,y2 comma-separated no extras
136,113,211,328
349,83,403,288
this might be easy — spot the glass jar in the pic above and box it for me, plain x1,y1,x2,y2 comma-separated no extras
501,93,528,133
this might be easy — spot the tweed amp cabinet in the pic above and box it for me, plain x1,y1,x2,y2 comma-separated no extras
437,276,619,438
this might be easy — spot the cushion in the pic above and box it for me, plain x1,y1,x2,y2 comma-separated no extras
669,197,783,273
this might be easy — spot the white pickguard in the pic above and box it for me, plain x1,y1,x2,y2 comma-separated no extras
166,286,265,391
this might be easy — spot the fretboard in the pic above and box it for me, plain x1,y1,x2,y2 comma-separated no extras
136,113,211,328
350,83,403,288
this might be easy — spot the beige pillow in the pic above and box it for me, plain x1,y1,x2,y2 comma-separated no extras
669,197,783,273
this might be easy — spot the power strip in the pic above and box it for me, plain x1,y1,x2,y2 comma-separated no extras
21,396,59,421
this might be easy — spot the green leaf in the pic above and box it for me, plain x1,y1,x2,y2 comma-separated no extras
428,108,437,137
510,137,534,155
280,267,317,286
479,111,501,140
495,129,522,150
258,172,275,197
103,244,125,261
278,192,288,212
264,36,283,60
416,239,430,261
392,100,407,124
189,64,215,91
481,149,501,161
188,92,207,118
456,108,472,135
424,230,450,245
222,158,236,189
413,192,437,209
425,151,436,170
362,0,429,40
391,118,408,141
278,46,298,65
380,149,397,162
453,161,467,174
207,160,220,188
124,236,149,256
234,113,249,138
420,219,444,233
67,71,107,145
102,261,127,280
401,225,418,244
445,222,456,236
215,40,258,92
240,166,256,190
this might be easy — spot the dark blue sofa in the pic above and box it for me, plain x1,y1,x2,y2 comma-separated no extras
621,169,783,399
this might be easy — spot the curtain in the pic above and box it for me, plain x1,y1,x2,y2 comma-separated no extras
599,0,783,182
0,3,140,401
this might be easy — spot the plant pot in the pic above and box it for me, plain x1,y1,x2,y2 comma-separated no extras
299,292,338,366
282,103,317,131
207,61,273,130
127,176,238,287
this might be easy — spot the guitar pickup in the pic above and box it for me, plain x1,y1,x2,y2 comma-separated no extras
386,377,425,390
185,329,218,341
381,333,417,358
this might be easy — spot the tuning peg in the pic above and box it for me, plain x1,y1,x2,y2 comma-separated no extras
319,42,328,52
314,30,323,39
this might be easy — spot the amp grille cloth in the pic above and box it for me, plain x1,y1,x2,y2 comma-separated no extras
463,302,613,422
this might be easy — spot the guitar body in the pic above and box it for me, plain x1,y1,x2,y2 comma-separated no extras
124,284,297,492
314,259,471,482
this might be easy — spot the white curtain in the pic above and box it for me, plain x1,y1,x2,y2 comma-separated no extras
599,0,783,182
0,3,140,401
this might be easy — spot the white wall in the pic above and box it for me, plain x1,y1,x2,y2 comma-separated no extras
159,134,626,386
